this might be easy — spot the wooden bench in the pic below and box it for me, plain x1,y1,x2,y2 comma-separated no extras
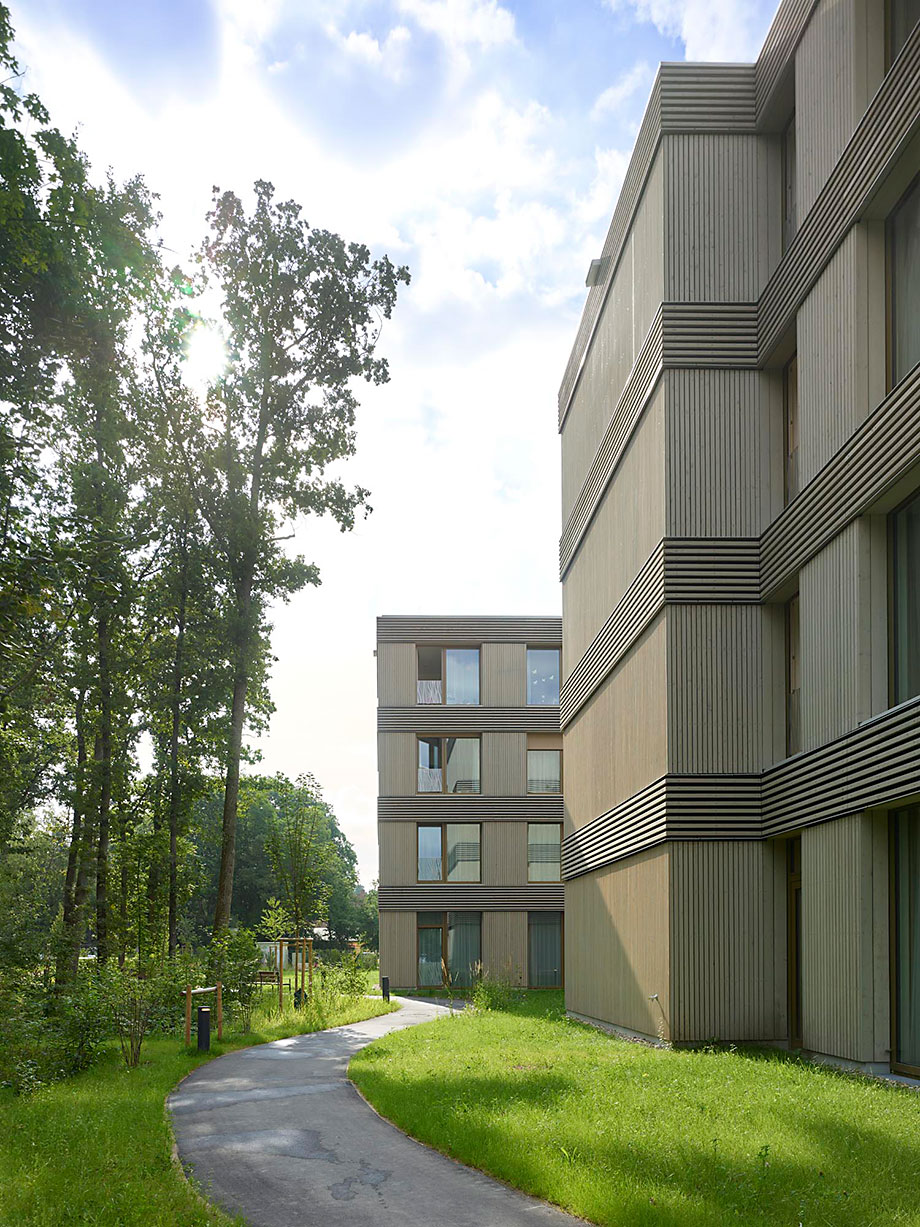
258,970,279,987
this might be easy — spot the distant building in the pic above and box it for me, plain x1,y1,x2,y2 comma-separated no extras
376,616,564,990
559,0,920,1074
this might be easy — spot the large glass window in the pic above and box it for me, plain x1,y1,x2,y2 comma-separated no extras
890,175,920,388
889,0,920,64
893,810,920,1074
416,647,480,705
417,736,480,793
417,825,442,880
527,648,560,705
528,824,562,882
417,913,444,987
527,749,561,794
528,912,563,987
417,823,481,882
417,737,443,792
447,912,481,987
892,491,920,703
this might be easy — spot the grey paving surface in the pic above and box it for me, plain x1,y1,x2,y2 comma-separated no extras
169,996,582,1227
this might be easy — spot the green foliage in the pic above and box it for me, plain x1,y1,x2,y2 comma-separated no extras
471,969,522,1012
209,927,262,1031
0,970,109,1095
258,895,292,941
99,964,177,1069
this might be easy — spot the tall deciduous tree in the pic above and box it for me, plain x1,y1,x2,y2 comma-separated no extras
152,181,408,933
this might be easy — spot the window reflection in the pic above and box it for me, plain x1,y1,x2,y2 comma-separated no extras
527,648,560,705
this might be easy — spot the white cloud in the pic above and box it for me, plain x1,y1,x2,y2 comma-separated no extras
396,0,516,48
606,0,770,62
591,60,654,120
334,25,412,81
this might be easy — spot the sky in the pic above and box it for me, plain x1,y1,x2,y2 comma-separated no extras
11,0,779,887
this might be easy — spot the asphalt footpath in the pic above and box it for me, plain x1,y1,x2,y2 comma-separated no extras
168,995,583,1227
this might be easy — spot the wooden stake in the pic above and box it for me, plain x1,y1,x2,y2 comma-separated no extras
278,939,284,1011
216,981,223,1040
308,938,314,995
185,985,192,1047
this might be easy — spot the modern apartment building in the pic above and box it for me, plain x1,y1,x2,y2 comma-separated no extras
376,616,564,990
559,0,920,1073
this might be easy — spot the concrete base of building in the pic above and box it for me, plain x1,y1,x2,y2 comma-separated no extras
566,1009,665,1047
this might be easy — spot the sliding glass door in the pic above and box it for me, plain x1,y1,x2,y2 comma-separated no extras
417,911,481,988
893,810,920,1074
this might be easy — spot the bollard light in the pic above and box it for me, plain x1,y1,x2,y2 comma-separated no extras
381,975,390,1002
197,1006,211,1052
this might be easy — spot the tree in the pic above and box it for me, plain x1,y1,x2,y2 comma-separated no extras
150,181,408,933
265,775,336,938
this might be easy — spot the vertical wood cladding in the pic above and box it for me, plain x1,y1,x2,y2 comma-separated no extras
563,387,665,671
561,155,663,522
565,847,670,1038
797,227,874,488
377,732,416,796
564,617,668,834
802,813,889,1063
483,911,528,984
665,369,779,538
482,643,526,706
667,605,769,773
482,822,529,885
794,0,883,221
481,732,527,795
663,134,774,301
379,911,416,987
670,841,775,1042
378,821,417,887
377,642,416,707
800,520,872,751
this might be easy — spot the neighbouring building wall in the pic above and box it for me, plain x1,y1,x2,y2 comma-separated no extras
561,154,664,521
565,846,670,1039
801,812,890,1064
669,841,779,1042
563,617,668,834
562,386,666,670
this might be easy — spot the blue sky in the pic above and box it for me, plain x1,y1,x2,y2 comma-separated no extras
11,0,780,883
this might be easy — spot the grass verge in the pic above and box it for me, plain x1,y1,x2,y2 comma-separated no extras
349,991,920,1227
0,992,396,1226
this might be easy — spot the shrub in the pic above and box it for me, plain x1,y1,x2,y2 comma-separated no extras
219,929,262,1031
0,970,110,1094
472,969,522,1012
100,965,175,1068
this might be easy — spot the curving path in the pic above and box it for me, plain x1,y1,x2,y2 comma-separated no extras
168,996,583,1227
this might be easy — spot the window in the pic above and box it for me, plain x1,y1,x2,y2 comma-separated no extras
527,647,560,705
528,823,562,882
416,911,481,988
527,749,561,793
888,0,920,65
417,736,480,793
889,175,920,388
417,647,480,705
785,593,801,756
891,490,920,703
782,113,797,253
528,912,563,987
783,353,799,504
417,823,481,882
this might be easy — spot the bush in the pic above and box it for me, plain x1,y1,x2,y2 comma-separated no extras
0,970,110,1094
217,929,262,1031
100,965,178,1068
471,970,522,1012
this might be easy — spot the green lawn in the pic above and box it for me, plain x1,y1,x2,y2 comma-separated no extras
350,991,920,1227
0,992,397,1227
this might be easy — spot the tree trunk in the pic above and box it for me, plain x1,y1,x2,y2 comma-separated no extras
167,513,190,955
95,603,112,964
56,691,87,987
146,763,164,959
212,570,253,935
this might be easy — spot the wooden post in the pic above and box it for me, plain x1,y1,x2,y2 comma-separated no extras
216,981,223,1041
185,985,192,1047
302,937,306,995
308,938,314,995
278,939,284,1011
